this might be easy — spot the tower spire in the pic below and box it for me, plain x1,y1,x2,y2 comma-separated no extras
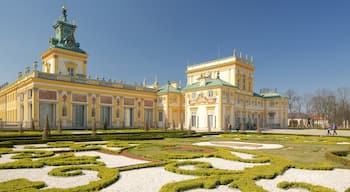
62,5,67,22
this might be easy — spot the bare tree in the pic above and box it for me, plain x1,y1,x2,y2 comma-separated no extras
286,89,297,115
337,87,350,126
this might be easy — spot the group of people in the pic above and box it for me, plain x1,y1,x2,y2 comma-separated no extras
326,123,338,136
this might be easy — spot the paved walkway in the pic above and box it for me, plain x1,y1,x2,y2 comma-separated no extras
255,128,350,137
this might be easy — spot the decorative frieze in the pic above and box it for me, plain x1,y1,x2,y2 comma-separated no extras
100,96,112,104
72,93,87,102
39,90,57,100
124,98,134,106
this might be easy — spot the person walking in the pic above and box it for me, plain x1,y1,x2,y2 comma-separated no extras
332,123,338,136
326,123,331,136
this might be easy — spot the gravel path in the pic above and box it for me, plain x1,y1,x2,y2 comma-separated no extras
194,141,283,150
100,167,196,192
180,157,268,170
230,151,255,159
187,185,241,192
0,154,15,164
0,166,99,189
258,128,350,137
74,151,149,168
256,168,350,192
13,144,71,152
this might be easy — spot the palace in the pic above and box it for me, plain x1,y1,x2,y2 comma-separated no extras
0,7,288,131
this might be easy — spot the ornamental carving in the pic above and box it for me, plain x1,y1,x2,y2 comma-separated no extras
100,96,112,104
189,95,216,106
124,98,134,106
72,93,87,102
39,90,57,100
144,100,153,107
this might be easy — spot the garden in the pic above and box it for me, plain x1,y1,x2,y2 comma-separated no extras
0,129,349,192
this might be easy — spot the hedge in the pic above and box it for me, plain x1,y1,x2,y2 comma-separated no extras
0,166,119,192
165,160,241,176
325,150,350,166
0,178,45,192
0,153,101,169
160,175,235,192
12,151,54,159
277,181,336,192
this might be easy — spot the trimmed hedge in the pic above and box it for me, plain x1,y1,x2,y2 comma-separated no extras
277,181,336,192
0,178,45,192
165,160,241,176
160,175,235,192
0,166,119,192
325,150,350,166
0,153,101,169
12,151,54,159
0,148,12,157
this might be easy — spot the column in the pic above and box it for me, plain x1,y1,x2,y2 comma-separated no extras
87,93,93,128
67,91,72,127
96,94,100,126
32,88,39,128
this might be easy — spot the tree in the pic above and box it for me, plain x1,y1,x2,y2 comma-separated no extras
337,87,350,125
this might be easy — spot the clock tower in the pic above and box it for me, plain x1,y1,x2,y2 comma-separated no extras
41,6,88,76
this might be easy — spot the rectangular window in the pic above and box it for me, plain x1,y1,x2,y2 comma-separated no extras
158,97,162,104
208,90,213,97
243,75,246,90
68,68,74,76
192,93,197,99
159,111,163,121
191,112,196,127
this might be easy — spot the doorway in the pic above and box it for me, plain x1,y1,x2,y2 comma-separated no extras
100,106,111,127
39,103,56,128
73,104,86,128
124,107,134,127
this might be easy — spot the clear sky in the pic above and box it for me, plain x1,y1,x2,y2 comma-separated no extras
0,0,349,95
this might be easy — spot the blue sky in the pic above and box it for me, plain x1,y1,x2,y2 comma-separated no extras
0,0,349,95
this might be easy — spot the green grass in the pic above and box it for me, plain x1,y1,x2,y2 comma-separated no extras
261,143,350,169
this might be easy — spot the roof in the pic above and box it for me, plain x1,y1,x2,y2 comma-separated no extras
157,84,183,94
184,78,237,91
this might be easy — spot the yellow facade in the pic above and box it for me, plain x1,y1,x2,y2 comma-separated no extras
184,52,288,131
0,7,287,131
